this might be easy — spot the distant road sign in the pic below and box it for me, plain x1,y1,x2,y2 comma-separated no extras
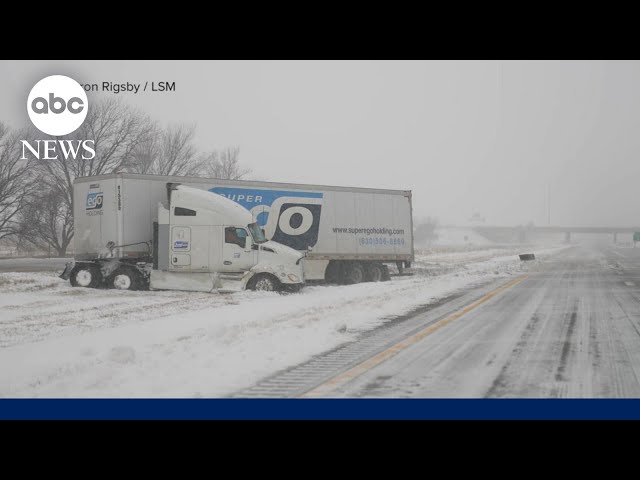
634,232,640,242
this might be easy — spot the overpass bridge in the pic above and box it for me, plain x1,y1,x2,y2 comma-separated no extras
444,225,640,244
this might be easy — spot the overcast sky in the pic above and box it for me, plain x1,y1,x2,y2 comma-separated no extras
1,60,639,227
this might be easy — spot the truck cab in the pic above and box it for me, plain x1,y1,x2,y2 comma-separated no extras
149,184,305,293
63,182,305,293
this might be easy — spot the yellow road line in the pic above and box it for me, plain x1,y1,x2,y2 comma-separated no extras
300,275,528,398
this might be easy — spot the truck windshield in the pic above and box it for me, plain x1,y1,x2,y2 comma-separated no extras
248,222,267,243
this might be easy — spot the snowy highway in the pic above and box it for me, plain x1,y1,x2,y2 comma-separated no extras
309,245,640,398
4,243,640,398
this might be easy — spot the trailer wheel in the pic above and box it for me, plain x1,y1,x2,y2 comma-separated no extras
250,273,280,292
366,263,384,282
345,262,365,284
109,267,142,291
70,265,101,288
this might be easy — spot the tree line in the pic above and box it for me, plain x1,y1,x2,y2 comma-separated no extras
0,98,251,256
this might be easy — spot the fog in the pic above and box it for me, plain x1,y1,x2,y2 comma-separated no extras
2,60,639,228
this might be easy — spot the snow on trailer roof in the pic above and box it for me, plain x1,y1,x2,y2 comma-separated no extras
73,173,412,196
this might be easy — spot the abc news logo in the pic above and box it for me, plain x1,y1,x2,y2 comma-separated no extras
31,93,85,115
21,75,95,161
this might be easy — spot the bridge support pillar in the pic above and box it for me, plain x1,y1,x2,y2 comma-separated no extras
613,232,618,244
518,229,526,244
564,232,571,244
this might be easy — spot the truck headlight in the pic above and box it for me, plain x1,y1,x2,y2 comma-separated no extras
287,274,300,282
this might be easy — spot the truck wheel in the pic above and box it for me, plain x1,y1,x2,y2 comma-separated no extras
345,262,365,284
70,265,101,288
109,267,142,291
251,274,280,292
366,263,383,282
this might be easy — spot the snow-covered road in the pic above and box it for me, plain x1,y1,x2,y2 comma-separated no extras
0,245,566,397
329,245,640,398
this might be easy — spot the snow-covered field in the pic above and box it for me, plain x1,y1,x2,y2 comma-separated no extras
0,244,568,398
0,257,70,272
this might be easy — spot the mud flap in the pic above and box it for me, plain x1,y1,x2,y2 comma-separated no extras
59,262,74,280
381,265,391,281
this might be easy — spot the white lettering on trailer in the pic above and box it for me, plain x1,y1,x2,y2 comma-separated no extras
218,193,262,204
278,206,314,236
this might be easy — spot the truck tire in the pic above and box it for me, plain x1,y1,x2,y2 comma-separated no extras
366,263,384,282
109,267,142,291
70,264,101,288
345,262,365,284
250,273,280,292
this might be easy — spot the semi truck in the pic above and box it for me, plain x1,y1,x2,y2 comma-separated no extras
61,173,414,293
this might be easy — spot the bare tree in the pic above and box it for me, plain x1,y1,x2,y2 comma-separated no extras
158,124,203,176
18,186,72,256
204,147,251,179
14,96,251,254
35,97,155,211
132,134,251,180
18,98,154,255
129,125,161,174
0,122,37,242
414,217,439,246
131,123,203,176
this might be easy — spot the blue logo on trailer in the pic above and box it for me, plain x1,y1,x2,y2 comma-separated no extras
209,187,323,250
209,188,322,225
86,192,103,210
174,241,189,249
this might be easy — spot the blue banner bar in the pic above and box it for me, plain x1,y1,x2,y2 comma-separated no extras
2,399,640,420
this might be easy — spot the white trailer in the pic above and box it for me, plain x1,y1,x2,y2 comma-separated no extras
64,173,414,291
